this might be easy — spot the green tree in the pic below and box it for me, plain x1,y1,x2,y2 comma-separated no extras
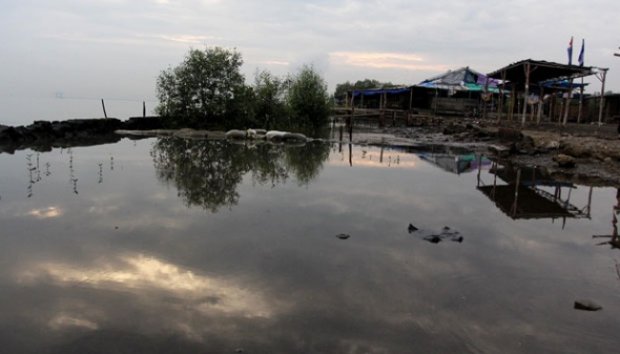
288,66,331,129
253,70,290,129
155,47,245,128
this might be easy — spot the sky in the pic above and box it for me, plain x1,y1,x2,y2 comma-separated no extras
1,0,620,121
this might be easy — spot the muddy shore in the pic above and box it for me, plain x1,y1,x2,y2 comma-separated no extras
2,116,619,186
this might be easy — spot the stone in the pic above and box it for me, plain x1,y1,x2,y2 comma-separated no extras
408,223,419,233
546,141,560,150
225,130,247,139
552,154,576,168
488,144,511,158
498,127,523,142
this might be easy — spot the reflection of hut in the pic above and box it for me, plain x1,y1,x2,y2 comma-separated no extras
476,162,591,223
418,152,490,175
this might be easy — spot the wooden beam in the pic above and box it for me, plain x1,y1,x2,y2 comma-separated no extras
521,62,530,125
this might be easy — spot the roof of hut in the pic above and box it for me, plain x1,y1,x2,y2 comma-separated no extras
487,59,596,85
417,67,499,93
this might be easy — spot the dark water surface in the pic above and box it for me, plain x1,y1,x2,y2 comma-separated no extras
1,138,619,353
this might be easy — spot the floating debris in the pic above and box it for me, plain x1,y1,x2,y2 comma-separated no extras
574,300,602,312
336,233,350,240
408,223,464,244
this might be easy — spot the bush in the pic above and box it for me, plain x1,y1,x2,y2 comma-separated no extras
288,66,331,129
253,70,290,130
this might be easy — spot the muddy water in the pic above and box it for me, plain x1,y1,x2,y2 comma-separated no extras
0,138,619,353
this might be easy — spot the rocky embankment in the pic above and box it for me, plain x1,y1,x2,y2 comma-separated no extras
402,120,620,186
0,117,161,153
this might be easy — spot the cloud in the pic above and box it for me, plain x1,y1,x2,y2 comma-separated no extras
19,254,278,318
331,51,448,72
26,206,63,219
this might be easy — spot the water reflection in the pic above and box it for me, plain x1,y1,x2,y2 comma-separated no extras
593,188,620,249
476,160,591,224
2,139,620,353
151,138,330,212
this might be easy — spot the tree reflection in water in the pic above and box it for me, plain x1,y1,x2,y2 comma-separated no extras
151,138,330,212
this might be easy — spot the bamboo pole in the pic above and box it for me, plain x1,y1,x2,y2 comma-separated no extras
101,99,108,119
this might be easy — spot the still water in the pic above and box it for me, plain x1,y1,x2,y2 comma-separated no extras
0,138,619,353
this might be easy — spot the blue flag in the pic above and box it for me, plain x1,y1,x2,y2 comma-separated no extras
578,39,585,66
567,36,573,65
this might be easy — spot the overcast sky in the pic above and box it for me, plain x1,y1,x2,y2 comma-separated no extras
1,0,619,108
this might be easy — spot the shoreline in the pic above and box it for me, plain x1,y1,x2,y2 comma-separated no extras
2,116,619,187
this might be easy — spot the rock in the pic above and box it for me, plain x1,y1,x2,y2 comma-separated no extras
122,117,163,130
546,141,560,150
265,130,287,140
225,130,247,139
574,299,602,311
488,144,511,158
408,223,418,233
498,127,523,142
282,132,307,142
552,154,576,168
336,233,350,240
442,123,467,135
265,131,307,143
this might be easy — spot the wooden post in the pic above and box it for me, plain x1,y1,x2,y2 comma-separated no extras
101,99,108,119
497,70,506,123
577,77,584,123
597,68,608,125
536,86,544,125
563,80,574,125
549,93,555,122
482,77,489,120
509,85,516,122
521,62,531,125
409,87,413,111
339,125,343,142
349,117,353,142
348,143,353,167
143,101,146,118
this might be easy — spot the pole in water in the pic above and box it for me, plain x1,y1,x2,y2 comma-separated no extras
349,118,353,142
101,99,108,119
143,101,146,118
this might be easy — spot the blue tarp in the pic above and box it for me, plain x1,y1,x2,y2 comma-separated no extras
352,88,410,97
